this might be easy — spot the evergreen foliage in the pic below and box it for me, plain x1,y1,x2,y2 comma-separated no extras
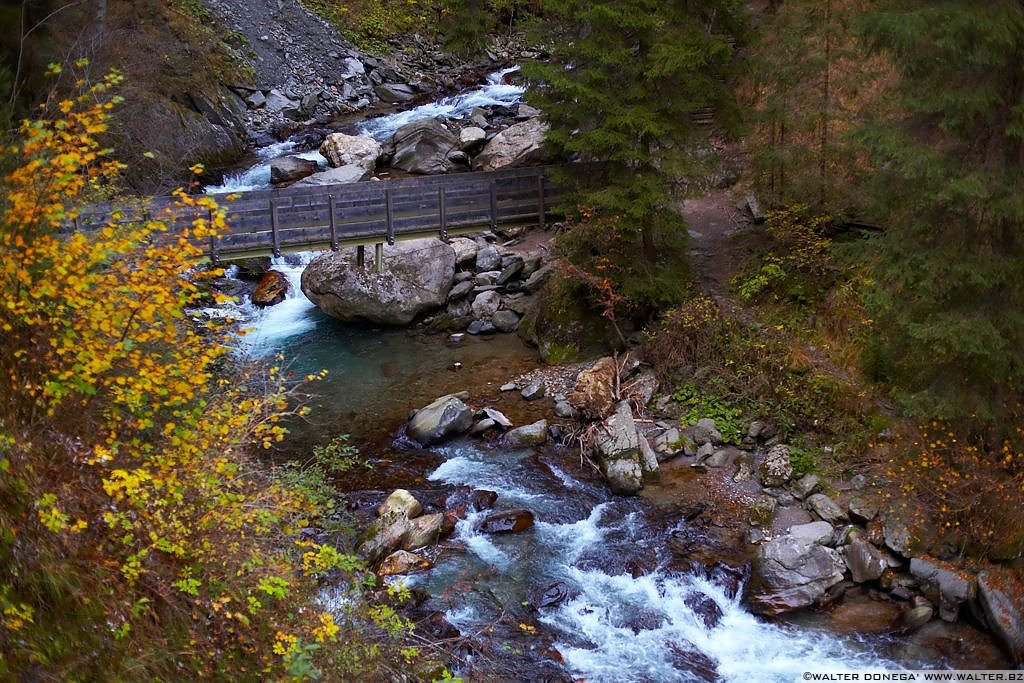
854,1,1024,424
523,0,744,315
745,0,879,212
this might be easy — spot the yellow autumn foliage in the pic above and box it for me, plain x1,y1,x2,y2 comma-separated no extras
0,68,430,681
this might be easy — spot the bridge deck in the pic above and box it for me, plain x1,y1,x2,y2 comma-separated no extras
73,165,569,262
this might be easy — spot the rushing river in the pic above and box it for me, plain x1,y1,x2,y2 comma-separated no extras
202,68,992,681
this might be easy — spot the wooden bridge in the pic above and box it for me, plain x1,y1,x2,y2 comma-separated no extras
72,165,566,270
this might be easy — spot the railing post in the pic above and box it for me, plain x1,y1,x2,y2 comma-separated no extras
438,186,448,240
357,245,365,268
375,242,383,274
489,180,498,232
537,173,545,229
385,188,395,246
208,208,220,265
270,198,281,258
328,194,339,251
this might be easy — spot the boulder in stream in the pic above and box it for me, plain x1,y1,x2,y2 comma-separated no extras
477,508,535,534
473,117,549,171
270,155,318,184
750,532,846,615
251,270,289,307
392,118,459,175
301,238,456,326
406,393,474,446
318,132,382,171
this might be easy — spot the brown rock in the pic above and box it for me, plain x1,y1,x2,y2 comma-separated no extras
251,270,289,307
568,357,617,419
378,550,429,576
476,508,535,534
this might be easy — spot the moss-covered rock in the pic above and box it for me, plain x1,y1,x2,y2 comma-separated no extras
518,275,626,364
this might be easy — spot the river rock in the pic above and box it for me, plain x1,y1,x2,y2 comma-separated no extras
301,238,455,326
844,537,888,583
521,265,553,293
377,550,428,576
470,418,497,435
595,401,644,495
266,89,299,117
477,509,535,534
475,244,502,271
568,357,617,419
637,428,660,479
458,126,487,151
251,270,289,307
759,443,793,487
692,418,723,447
506,420,548,446
402,513,448,551
449,237,479,266
292,164,368,186
270,155,318,183
789,521,835,546
496,258,524,285
977,570,1024,664
751,534,846,615
471,290,501,318
480,407,513,429
521,383,545,401
848,497,879,523
473,117,549,171
792,473,820,499
375,82,417,102
407,394,474,446
448,280,476,301
529,581,575,609
910,556,977,622
319,132,382,171
492,309,520,332
377,489,423,520
357,515,413,565
807,493,846,524
466,319,496,335
392,118,458,175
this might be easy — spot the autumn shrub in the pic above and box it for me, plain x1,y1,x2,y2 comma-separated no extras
880,420,1024,561
645,296,876,446
0,67,438,681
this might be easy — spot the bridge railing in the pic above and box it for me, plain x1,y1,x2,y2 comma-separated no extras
71,165,571,262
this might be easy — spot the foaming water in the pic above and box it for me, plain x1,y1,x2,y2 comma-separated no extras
206,147,329,194
226,252,321,357
204,67,523,195
414,440,898,682
355,66,524,142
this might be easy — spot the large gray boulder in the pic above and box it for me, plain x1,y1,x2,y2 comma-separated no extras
392,118,459,175
292,164,368,187
301,238,455,326
595,401,644,495
977,570,1024,665
910,557,977,622
375,82,417,102
473,117,549,171
844,537,888,583
750,534,846,615
319,133,382,171
407,394,474,446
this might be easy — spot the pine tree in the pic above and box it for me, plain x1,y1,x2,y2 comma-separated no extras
746,0,880,212
522,0,744,314
855,1,1024,425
